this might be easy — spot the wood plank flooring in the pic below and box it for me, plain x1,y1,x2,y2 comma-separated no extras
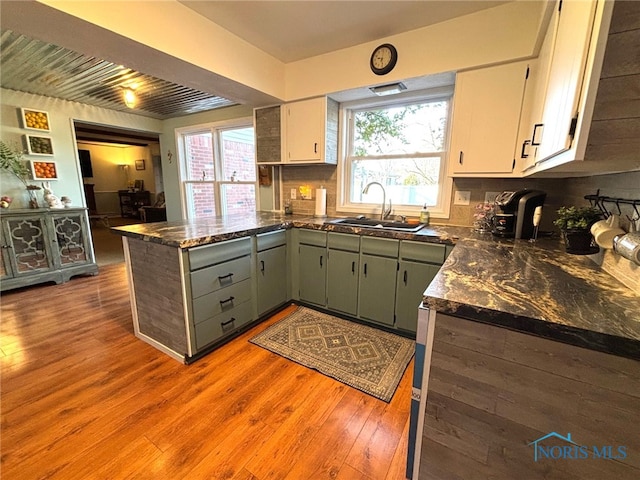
0,264,412,479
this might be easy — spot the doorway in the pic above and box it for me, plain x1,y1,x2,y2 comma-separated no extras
73,121,162,266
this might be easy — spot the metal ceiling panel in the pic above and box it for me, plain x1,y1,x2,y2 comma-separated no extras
0,30,237,119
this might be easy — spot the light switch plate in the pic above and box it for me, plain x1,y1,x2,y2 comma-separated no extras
454,190,471,206
290,188,297,200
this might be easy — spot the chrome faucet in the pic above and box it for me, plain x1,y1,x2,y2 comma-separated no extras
362,181,392,220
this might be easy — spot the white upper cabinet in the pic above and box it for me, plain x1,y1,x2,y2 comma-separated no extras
517,0,638,176
282,97,338,164
448,60,530,176
534,0,597,162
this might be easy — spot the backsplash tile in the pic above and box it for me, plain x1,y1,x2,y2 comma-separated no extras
280,165,639,291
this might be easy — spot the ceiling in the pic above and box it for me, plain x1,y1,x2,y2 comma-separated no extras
1,1,511,120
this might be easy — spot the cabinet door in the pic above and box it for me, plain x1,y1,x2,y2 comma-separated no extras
51,212,92,267
449,61,529,174
257,245,288,315
536,0,597,162
284,97,324,163
0,225,14,280
2,216,53,275
255,105,282,164
327,249,359,316
298,244,326,306
358,254,397,326
395,260,441,333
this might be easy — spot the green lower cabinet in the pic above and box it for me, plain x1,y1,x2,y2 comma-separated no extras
257,245,288,316
327,249,359,315
298,244,326,306
358,254,398,326
395,260,441,333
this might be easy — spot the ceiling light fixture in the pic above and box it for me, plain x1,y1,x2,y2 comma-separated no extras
369,82,407,96
123,88,137,108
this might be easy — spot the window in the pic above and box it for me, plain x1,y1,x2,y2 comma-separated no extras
340,89,453,217
178,120,256,219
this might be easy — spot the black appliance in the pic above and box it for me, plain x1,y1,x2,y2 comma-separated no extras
492,189,546,239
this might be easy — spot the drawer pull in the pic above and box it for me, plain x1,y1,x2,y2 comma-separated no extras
218,272,234,281
351,261,355,274
364,263,367,276
260,260,265,273
320,255,323,268
221,317,236,327
403,270,408,285
219,296,235,306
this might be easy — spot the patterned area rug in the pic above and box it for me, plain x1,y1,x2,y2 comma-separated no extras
249,307,414,402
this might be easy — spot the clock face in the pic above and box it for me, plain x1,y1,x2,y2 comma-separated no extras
370,44,397,75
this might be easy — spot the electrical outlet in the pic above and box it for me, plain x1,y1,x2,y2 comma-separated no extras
484,191,500,204
454,190,471,206
290,188,297,200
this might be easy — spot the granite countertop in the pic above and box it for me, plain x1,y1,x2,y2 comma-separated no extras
110,213,467,248
112,213,640,359
423,235,640,359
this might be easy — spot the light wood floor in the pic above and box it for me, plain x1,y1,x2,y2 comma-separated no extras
1,264,413,480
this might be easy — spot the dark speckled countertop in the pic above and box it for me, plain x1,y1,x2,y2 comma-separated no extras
112,214,639,359
424,235,640,359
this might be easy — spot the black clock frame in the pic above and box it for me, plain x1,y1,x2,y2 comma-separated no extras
370,43,398,75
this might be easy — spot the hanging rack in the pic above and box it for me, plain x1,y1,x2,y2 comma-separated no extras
584,190,640,221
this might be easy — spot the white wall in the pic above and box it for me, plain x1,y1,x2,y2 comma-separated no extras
0,89,161,209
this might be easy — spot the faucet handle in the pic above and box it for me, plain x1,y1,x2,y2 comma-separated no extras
383,199,393,219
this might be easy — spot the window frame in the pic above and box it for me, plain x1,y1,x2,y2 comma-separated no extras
337,86,454,219
175,117,256,220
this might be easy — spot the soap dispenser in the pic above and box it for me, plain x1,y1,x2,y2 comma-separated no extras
420,204,430,225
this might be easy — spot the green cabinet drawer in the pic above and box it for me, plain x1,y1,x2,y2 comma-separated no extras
190,254,251,298
360,236,399,257
328,232,360,252
298,229,327,247
188,237,252,271
194,300,253,350
399,240,447,264
192,278,253,324
256,230,287,252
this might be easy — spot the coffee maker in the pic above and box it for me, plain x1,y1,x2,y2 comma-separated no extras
492,190,546,239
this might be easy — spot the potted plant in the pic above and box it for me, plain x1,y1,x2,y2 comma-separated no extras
553,206,602,254
0,140,41,208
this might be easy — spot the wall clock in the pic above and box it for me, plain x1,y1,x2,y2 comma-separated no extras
370,43,398,75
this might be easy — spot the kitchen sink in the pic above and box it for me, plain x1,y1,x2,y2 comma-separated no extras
326,218,425,233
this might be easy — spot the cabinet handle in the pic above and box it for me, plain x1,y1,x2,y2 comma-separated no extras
459,151,464,164
531,123,543,146
218,273,234,281
403,270,408,285
221,318,236,327
319,255,323,268
364,263,367,276
260,260,265,273
219,296,235,306
521,140,530,159
1,244,12,249
314,142,318,154
351,261,355,274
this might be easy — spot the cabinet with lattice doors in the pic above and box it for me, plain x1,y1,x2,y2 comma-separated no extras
0,208,97,291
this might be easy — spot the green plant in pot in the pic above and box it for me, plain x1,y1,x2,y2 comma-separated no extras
553,206,602,254
0,140,41,208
